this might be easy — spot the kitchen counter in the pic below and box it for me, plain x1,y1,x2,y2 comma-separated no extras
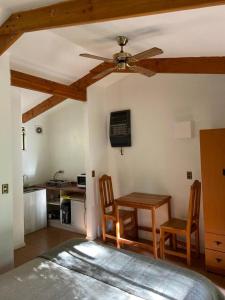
35,183,86,194
23,186,46,194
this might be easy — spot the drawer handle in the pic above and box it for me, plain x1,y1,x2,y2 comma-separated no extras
214,241,222,246
216,258,222,263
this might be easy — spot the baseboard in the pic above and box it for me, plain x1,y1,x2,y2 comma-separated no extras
14,241,26,250
49,220,86,235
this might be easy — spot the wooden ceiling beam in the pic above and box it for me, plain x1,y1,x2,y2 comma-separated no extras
1,0,225,35
0,33,22,55
1,0,225,54
22,56,225,123
11,70,86,101
137,57,225,74
22,62,112,123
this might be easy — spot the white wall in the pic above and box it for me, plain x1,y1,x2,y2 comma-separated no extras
22,115,51,185
0,54,14,272
85,85,110,239
88,73,225,250
47,101,86,181
11,88,25,250
22,101,86,184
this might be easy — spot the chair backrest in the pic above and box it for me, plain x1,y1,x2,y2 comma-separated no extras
99,174,115,215
187,180,201,232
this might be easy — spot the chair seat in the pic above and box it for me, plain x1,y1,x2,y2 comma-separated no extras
161,218,187,232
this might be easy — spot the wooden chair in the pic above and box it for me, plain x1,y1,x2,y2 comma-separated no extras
99,174,137,242
160,180,201,265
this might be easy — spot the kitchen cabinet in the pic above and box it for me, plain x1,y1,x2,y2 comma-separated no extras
71,199,86,234
24,189,47,234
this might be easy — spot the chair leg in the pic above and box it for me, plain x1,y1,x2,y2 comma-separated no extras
160,229,165,259
186,234,191,266
112,220,116,234
172,234,177,250
134,208,138,239
119,217,124,238
102,217,106,242
195,229,200,258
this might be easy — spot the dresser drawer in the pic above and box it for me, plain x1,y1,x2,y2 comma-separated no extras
205,249,225,275
205,233,225,252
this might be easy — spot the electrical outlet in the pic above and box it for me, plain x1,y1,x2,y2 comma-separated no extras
2,184,9,194
187,171,192,180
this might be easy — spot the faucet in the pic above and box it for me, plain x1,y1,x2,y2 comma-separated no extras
53,170,64,181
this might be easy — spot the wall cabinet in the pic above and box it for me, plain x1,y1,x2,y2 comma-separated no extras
24,189,47,234
200,129,225,275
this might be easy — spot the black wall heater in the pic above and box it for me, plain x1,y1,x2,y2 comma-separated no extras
110,110,131,147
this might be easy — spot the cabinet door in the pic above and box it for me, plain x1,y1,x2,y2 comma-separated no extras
24,190,47,234
24,193,31,234
35,190,47,230
71,201,86,234
200,129,225,235
24,193,36,234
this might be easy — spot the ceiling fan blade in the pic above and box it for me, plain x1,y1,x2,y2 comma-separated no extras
128,65,156,77
80,53,113,63
131,47,163,61
93,67,116,80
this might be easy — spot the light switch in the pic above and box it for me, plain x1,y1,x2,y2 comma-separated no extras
2,184,9,194
187,172,192,180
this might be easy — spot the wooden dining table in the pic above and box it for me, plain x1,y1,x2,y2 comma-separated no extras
115,192,171,258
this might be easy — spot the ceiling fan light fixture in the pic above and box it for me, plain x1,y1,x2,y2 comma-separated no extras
117,61,127,70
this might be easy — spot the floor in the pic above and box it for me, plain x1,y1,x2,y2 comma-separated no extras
14,227,84,267
14,228,225,296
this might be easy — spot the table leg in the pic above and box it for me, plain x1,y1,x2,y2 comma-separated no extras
115,204,121,249
152,208,158,259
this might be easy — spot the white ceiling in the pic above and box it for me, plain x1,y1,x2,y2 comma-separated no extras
53,5,225,58
2,1,225,114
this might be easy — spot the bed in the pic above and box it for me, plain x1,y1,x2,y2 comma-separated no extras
0,238,224,300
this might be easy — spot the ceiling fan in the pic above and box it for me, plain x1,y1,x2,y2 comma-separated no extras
80,36,163,80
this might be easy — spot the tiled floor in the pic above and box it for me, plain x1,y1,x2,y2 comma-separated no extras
14,228,225,296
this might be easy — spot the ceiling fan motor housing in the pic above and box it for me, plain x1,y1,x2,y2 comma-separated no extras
117,36,128,47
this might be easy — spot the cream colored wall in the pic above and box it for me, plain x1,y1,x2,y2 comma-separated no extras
22,115,51,185
47,101,86,181
11,88,25,250
88,73,225,249
0,54,14,272
85,86,108,239
22,101,86,185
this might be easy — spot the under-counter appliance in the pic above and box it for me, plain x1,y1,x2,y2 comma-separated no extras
77,174,86,188
61,201,71,224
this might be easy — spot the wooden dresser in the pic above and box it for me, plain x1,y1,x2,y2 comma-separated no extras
200,129,225,275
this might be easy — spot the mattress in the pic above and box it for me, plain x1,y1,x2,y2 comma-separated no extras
0,238,224,300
